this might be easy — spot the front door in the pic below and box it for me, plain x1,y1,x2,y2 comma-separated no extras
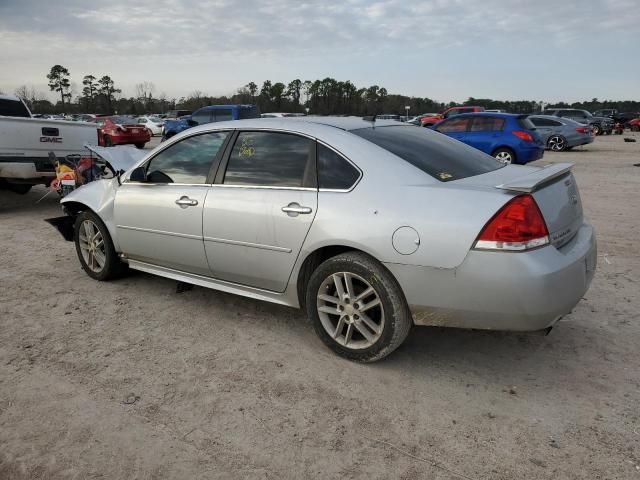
114,131,229,275
465,116,506,152
203,130,317,292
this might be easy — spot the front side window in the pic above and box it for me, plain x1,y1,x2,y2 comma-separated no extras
239,106,260,119
191,110,212,125
144,132,228,184
436,117,470,133
224,131,312,187
317,143,360,190
469,117,505,132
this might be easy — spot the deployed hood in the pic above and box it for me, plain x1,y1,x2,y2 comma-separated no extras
84,143,146,172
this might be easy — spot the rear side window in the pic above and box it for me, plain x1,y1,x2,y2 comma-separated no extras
239,106,260,119
470,117,505,132
224,131,312,187
317,143,360,190
144,132,228,184
352,125,502,182
0,98,31,117
436,117,469,132
530,117,561,127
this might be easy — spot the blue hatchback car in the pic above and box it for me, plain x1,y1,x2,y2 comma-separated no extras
162,104,259,140
432,113,544,164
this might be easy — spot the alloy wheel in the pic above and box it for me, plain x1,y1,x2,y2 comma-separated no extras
548,135,566,151
78,220,106,273
316,272,384,349
495,151,512,164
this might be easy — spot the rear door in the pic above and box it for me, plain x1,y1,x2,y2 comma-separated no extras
114,131,230,275
203,130,317,292
465,116,506,153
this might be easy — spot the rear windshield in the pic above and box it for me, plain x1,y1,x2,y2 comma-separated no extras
351,125,503,182
0,98,31,117
239,106,260,120
517,117,536,130
110,116,137,124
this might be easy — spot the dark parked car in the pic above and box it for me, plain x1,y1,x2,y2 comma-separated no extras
433,113,544,165
543,109,613,135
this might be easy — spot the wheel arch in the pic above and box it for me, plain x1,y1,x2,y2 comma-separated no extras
491,145,517,162
294,244,402,310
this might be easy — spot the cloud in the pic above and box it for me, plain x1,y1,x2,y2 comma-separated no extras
0,0,638,100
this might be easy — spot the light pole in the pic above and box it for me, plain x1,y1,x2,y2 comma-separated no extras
405,105,410,121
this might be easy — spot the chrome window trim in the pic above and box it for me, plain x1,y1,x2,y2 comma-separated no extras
121,182,212,187
203,236,292,253
211,184,316,192
316,139,363,193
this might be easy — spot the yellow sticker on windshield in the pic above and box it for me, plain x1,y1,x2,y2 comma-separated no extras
438,172,453,180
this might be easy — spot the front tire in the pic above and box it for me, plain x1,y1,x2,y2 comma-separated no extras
493,147,516,165
631,125,639,132
592,124,602,136
305,252,411,362
135,143,146,149
74,210,127,281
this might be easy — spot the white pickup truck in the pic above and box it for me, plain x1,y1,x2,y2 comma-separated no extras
0,95,98,193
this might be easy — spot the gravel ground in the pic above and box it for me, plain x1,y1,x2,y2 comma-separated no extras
1,132,639,479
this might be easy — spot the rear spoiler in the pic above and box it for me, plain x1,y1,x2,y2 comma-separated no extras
495,163,573,193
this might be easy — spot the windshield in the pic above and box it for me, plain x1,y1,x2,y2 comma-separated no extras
351,125,503,182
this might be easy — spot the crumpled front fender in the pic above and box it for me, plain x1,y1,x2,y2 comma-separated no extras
60,178,121,250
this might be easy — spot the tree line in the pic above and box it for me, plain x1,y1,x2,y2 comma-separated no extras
4,64,640,117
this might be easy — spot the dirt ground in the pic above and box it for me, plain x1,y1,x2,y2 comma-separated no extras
1,132,639,479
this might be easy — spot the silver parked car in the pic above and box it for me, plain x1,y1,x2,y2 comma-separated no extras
57,117,597,362
529,115,594,151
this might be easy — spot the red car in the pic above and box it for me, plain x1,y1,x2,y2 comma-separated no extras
94,115,150,148
420,106,485,127
629,118,640,132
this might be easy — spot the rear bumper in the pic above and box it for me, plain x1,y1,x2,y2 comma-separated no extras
517,145,545,164
110,132,150,145
385,222,597,331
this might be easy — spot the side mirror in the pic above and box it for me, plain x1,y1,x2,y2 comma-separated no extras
129,166,147,182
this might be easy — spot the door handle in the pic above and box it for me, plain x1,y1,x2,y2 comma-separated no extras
175,196,198,208
282,203,312,215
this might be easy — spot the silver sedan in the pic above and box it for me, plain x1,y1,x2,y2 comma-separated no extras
529,115,594,151
58,117,597,361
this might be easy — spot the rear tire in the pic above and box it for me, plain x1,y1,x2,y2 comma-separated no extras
493,147,516,165
135,143,146,149
74,210,127,281
592,124,602,136
305,251,412,362
103,135,113,147
547,135,567,152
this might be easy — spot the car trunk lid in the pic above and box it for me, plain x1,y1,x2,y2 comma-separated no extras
455,163,583,248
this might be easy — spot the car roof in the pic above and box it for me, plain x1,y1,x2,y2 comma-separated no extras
443,112,523,119
0,94,21,101
197,104,256,111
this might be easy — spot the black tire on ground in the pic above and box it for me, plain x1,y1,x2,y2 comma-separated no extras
135,143,146,149
592,125,602,136
74,210,128,281
632,125,640,132
492,147,517,164
305,251,412,362
104,135,113,147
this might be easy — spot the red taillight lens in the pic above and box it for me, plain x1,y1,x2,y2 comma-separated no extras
512,130,533,142
575,127,589,134
474,195,549,251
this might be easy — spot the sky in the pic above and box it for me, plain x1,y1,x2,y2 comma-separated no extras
0,0,639,104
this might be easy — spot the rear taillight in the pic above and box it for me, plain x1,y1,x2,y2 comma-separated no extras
474,195,549,251
575,127,589,134
512,130,533,142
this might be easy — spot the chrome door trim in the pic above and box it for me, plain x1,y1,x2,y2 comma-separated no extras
117,224,202,240
203,236,292,253
210,184,316,192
